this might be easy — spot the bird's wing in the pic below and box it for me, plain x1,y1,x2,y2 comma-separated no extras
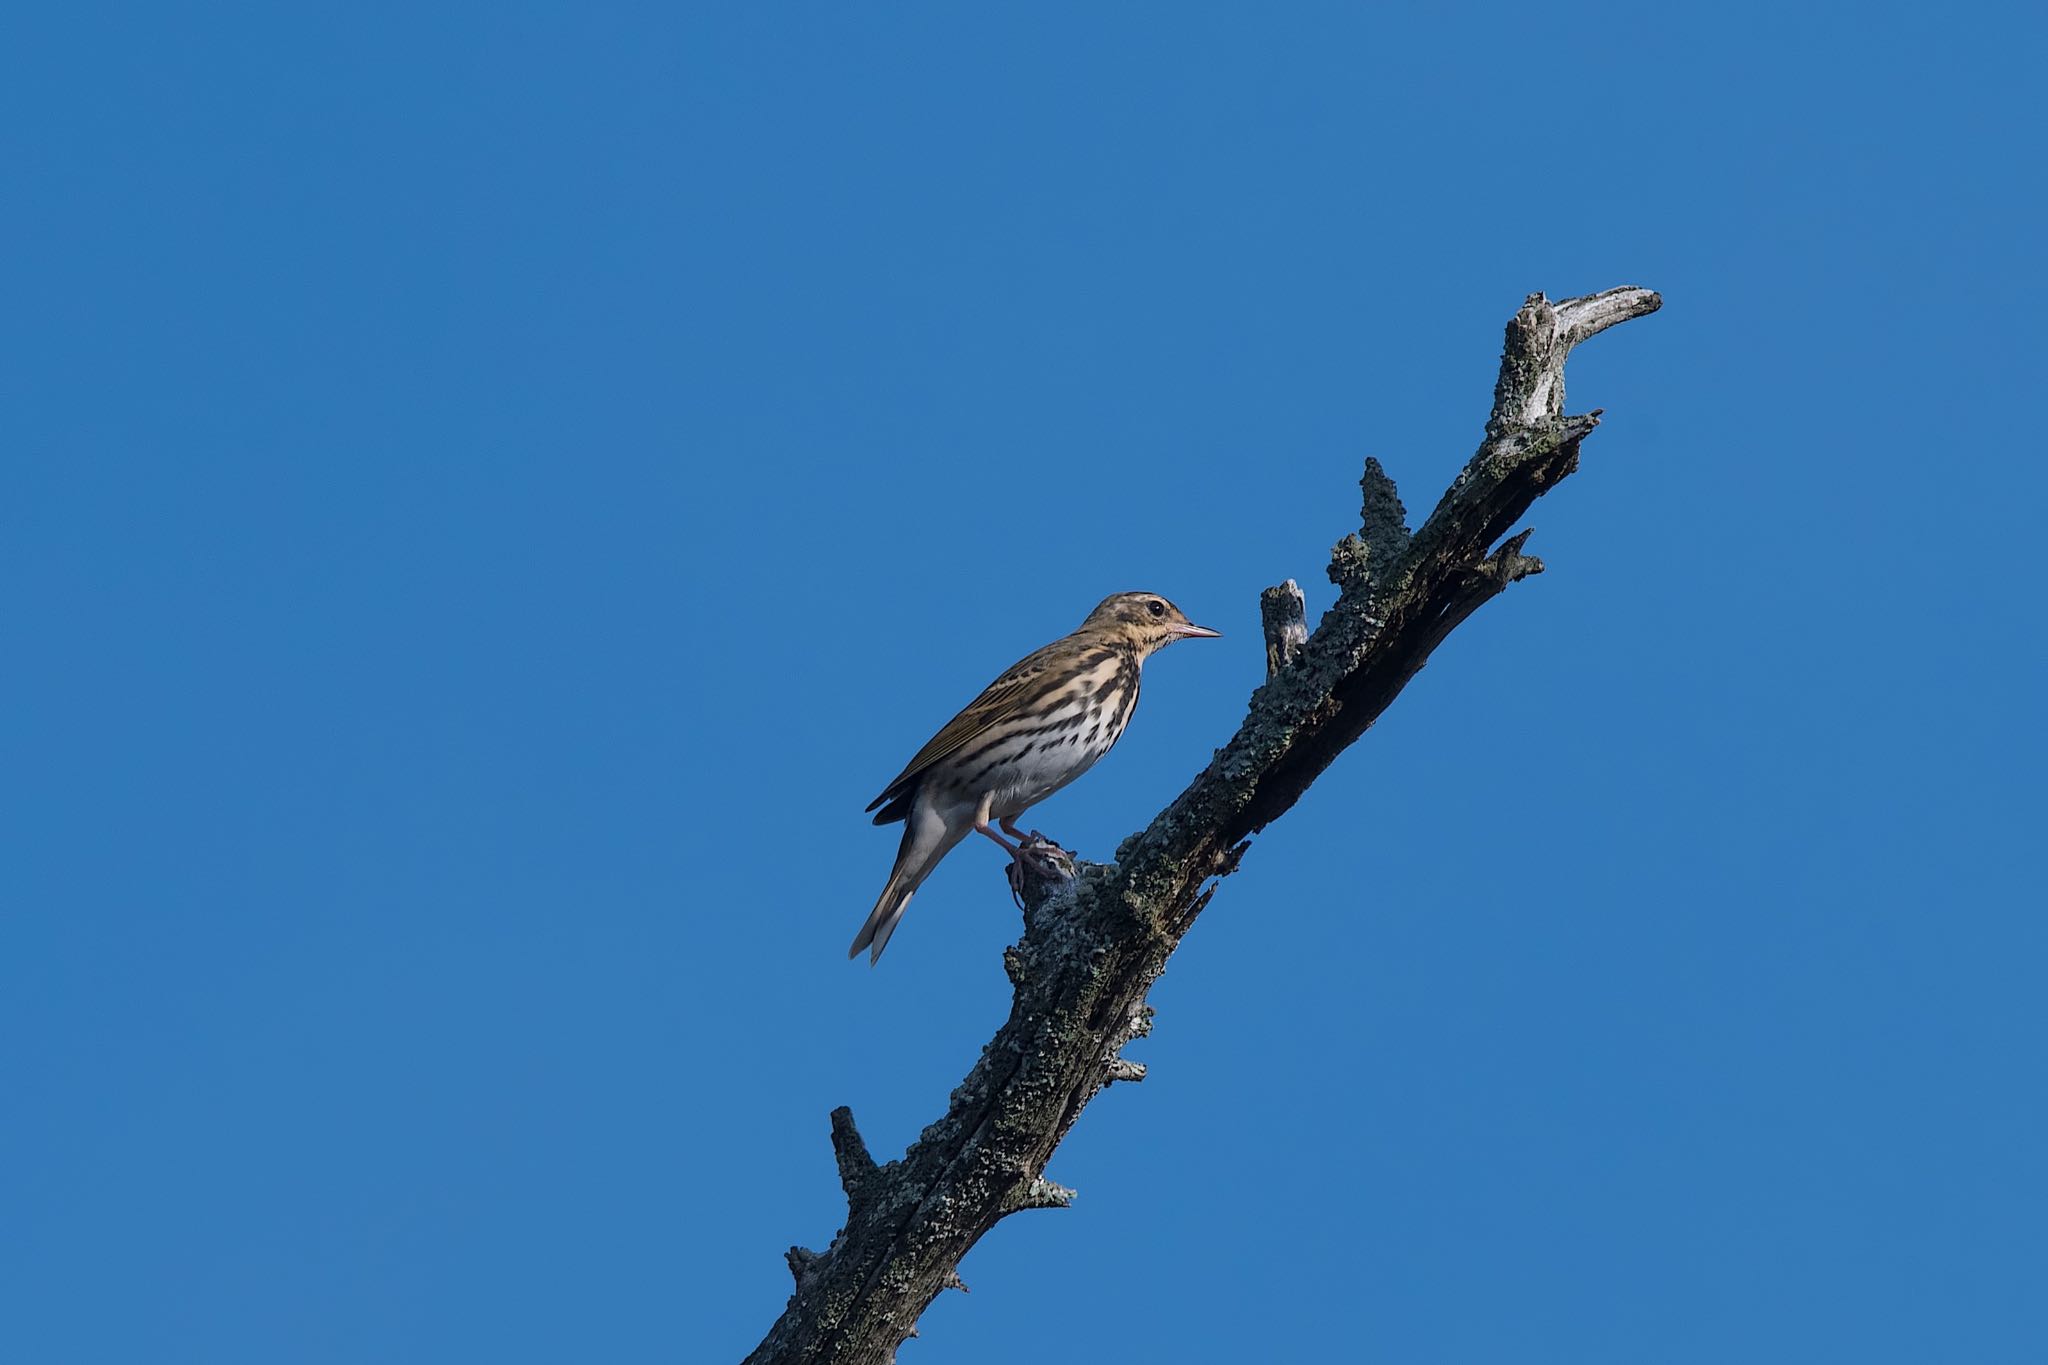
866,640,1071,813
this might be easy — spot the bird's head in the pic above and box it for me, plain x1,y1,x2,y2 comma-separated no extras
1078,592,1221,657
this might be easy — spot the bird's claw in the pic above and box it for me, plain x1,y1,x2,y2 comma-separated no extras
1005,833,1076,909
1023,838,1071,877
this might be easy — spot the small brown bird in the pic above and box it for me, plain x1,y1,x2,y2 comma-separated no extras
850,591,1220,964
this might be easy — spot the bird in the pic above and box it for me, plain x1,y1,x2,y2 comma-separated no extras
849,591,1220,964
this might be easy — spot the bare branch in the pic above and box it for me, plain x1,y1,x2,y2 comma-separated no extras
1557,285,1665,348
742,287,1660,1365
1488,286,1661,436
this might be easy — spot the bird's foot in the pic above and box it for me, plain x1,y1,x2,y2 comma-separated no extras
1017,834,1069,876
1005,833,1076,909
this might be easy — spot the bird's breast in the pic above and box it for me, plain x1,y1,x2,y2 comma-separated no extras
936,651,1141,815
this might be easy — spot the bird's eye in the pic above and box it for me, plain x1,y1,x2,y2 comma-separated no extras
1147,599,1166,617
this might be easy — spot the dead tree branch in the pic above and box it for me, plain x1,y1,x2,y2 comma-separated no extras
744,286,1662,1364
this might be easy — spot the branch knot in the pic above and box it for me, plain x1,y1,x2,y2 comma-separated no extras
1013,1177,1075,1212
1105,1056,1147,1084
1260,580,1308,675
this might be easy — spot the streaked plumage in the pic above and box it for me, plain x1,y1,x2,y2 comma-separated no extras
849,591,1219,964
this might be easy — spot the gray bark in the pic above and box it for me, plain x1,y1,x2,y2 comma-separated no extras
744,287,1662,1364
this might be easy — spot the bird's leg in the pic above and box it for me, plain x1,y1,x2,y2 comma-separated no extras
976,795,1032,910
975,823,1019,854
974,792,1021,858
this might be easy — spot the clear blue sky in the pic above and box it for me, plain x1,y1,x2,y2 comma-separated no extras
5,4,2043,1362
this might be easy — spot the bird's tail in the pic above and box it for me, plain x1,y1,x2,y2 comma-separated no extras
849,801,962,965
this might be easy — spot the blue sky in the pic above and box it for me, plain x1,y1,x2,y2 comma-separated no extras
5,3,2044,1362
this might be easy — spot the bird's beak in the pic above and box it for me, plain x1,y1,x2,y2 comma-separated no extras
1171,623,1222,640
